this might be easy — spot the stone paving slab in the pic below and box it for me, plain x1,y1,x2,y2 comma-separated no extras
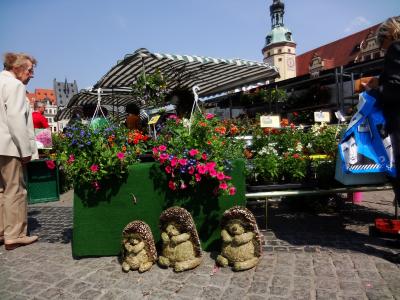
1,244,400,300
0,190,400,299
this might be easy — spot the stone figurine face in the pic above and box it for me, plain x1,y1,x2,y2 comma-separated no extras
165,222,181,237
124,234,141,247
226,219,246,236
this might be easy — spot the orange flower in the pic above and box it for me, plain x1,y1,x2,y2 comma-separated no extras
122,145,127,152
199,122,207,127
280,118,289,127
230,125,239,135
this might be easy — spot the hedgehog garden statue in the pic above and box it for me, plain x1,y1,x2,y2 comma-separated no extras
216,206,262,271
121,220,157,273
158,207,202,272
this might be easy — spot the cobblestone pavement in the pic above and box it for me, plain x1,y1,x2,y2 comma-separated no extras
1,190,400,299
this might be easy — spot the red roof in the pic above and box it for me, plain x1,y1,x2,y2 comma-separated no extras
296,23,381,77
26,88,56,104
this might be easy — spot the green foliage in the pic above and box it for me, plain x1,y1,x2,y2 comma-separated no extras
52,123,150,190
131,70,169,108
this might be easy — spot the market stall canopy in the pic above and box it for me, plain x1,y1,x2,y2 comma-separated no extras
93,48,279,97
55,88,140,121
56,48,279,121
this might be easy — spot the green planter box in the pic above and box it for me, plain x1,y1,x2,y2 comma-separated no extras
72,160,246,257
27,159,59,204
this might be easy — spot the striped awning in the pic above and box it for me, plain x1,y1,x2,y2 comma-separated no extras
56,48,279,121
55,88,142,121
94,48,279,97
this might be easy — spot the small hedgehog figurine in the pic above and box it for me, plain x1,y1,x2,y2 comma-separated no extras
121,220,157,273
158,207,202,272
216,206,262,271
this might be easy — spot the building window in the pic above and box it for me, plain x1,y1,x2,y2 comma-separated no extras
288,49,291,53
278,49,282,54
278,58,282,62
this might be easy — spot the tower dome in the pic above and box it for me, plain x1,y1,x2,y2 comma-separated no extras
264,0,295,48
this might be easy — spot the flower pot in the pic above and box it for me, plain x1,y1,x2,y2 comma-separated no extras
72,160,246,257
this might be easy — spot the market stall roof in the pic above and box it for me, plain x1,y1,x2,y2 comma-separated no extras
55,88,140,121
93,48,279,97
56,48,279,121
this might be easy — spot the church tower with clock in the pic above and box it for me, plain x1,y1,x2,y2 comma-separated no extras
262,0,296,81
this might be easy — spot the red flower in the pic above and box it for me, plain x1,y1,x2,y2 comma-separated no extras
189,149,199,157
229,187,236,195
168,180,176,190
219,182,228,190
293,153,300,159
46,160,56,170
90,164,99,173
165,165,172,174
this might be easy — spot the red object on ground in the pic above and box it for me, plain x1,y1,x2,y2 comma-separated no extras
375,218,400,235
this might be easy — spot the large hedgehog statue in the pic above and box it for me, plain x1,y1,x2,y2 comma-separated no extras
158,207,202,272
121,220,157,273
216,206,262,271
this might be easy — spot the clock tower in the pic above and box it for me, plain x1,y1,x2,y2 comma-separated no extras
262,0,296,81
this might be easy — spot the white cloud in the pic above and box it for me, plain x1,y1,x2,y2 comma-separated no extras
344,16,371,33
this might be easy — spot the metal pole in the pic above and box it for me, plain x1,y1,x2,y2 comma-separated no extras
335,68,340,109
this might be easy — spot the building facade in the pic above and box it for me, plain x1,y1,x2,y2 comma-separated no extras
262,0,297,81
53,78,79,108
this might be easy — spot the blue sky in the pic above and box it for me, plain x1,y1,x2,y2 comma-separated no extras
0,0,398,91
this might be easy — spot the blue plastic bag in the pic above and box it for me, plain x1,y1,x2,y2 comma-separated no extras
337,92,396,180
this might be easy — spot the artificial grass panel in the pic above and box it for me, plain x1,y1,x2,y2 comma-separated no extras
72,160,246,257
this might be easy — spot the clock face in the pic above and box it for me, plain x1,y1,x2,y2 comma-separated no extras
287,57,295,69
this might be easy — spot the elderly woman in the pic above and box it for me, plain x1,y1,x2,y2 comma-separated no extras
0,52,39,250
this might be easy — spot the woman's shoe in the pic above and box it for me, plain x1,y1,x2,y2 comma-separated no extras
4,235,38,250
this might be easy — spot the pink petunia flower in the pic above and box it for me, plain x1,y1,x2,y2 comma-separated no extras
201,153,208,160
46,160,56,170
168,114,178,120
158,145,167,152
206,161,216,171
189,149,199,157
229,186,236,195
205,113,215,120
216,172,225,181
165,165,172,174
90,164,99,173
209,169,217,177
178,158,187,166
180,182,187,189
197,164,207,175
219,182,228,190
188,166,195,175
170,157,178,167
152,147,159,154
195,173,202,182
117,152,125,160
160,153,169,160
